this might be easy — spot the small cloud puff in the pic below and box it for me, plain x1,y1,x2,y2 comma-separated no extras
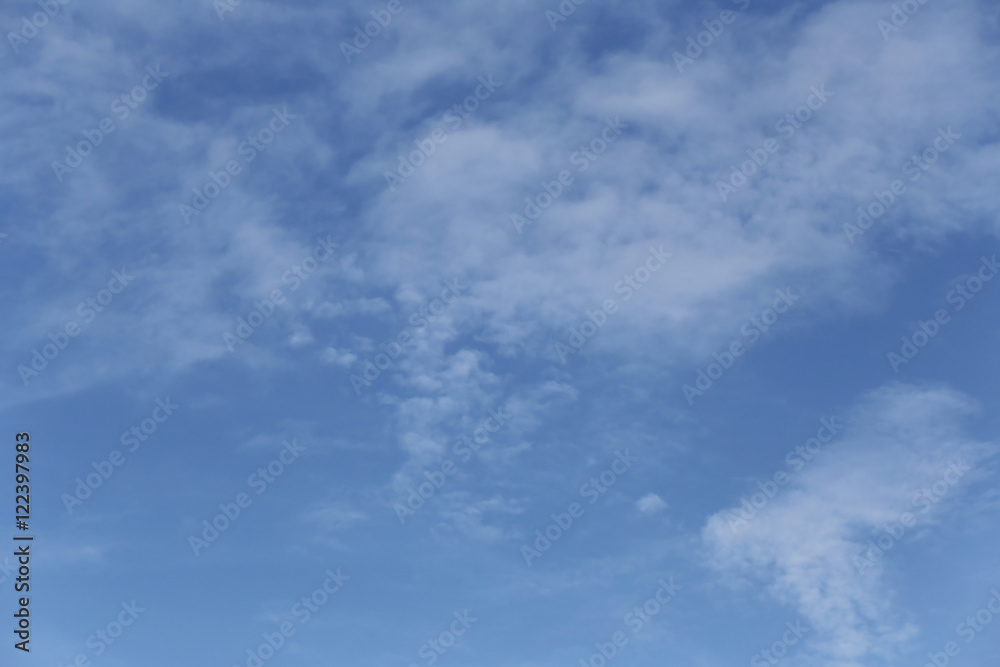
636,493,668,514
321,347,357,366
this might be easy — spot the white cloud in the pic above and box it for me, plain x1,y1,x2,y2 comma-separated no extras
321,347,357,366
703,383,997,666
636,493,668,514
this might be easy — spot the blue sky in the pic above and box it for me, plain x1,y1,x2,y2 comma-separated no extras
2,0,1000,665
